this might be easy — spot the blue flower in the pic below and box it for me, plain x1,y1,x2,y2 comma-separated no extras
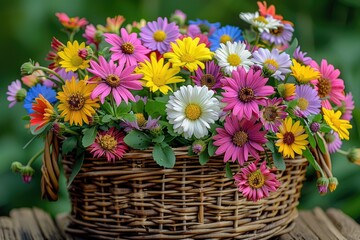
209,25,244,51
188,19,221,36
23,84,57,114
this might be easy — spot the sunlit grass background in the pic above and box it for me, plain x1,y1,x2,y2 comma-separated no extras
1,0,359,222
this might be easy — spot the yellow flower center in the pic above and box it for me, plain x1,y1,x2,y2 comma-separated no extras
99,134,117,151
254,16,268,24
227,54,241,66
283,132,295,145
297,97,309,111
317,77,331,98
181,53,195,63
152,74,166,87
106,74,120,87
264,59,279,72
232,131,248,147
67,93,85,111
200,74,216,89
239,87,254,103
220,34,232,44
153,30,167,42
70,55,84,67
121,42,135,54
248,170,265,189
185,104,202,120
135,113,146,127
263,107,277,121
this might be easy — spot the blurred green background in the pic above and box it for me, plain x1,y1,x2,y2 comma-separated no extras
1,0,360,222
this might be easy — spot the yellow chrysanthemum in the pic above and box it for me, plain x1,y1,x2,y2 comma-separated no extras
275,117,309,158
58,41,90,72
57,77,100,126
136,52,184,94
164,37,213,72
322,107,352,140
291,59,320,84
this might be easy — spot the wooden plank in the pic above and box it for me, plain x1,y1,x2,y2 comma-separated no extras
326,208,360,240
0,217,17,240
10,208,45,240
312,207,346,240
55,213,75,240
278,214,319,240
32,207,63,240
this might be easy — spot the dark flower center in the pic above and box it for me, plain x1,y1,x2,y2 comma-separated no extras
106,74,120,87
248,170,265,189
232,131,248,147
283,132,295,145
317,77,331,98
200,74,216,89
270,26,284,36
68,93,85,111
239,87,255,103
121,42,135,54
263,106,277,121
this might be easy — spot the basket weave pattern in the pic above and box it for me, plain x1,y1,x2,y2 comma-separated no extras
62,147,307,240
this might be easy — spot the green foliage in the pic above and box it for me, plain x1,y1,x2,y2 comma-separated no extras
124,130,151,149
153,143,175,168
81,126,97,148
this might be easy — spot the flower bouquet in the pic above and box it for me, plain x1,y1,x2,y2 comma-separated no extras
8,1,358,239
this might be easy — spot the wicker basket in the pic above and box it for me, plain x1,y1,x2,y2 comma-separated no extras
62,147,308,240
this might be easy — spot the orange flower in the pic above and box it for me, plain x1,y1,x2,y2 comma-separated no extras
257,1,293,25
29,94,55,131
55,12,88,30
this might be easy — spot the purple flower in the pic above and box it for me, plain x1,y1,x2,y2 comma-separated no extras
187,19,220,36
294,85,321,117
140,17,180,54
105,28,150,66
191,60,223,91
325,131,342,154
340,93,355,121
293,46,312,65
7,80,24,108
261,23,294,46
42,68,78,88
260,98,287,132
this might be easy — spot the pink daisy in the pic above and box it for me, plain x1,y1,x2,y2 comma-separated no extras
83,24,101,49
88,127,128,163
191,60,223,91
221,67,275,120
140,17,180,54
340,93,355,121
213,115,267,165
310,59,345,107
234,161,280,202
260,98,287,132
104,28,150,67
87,56,143,105
7,80,24,108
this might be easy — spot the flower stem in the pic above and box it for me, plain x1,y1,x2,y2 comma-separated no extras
27,149,45,167
33,66,65,84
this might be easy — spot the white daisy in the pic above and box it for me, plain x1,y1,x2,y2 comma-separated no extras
215,41,253,76
239,12,283,33
252,48,291,81
166,85,220,139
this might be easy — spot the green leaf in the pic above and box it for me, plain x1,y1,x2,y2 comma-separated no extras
152,135,165,143
22,115,31,121
30,123,50,135
124,130,151,149
154,95,169,103
23,135,39,149
302,147,322,172
207,140,216,157
305,125,316,149
115,101,132,117
285,38,298,56
199,150,210,165
153,143,175,168
101,101,113,115
102,114,113,123
225,162,233,179
273,151,286,171
82,126,97,148
121,113,136,122
308,114,322,123
316,132,327,155
67,151,84,188
132,99,145,113
265,141,275,153
145,99,166,118
320,124,332,133
62,136,78,155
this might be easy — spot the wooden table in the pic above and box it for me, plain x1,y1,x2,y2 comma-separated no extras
1,207,359,240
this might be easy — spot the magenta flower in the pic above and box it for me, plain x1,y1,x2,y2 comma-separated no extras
294,85,321,117
88,127,128,163
105,28,150,67
221,67,275,120
140,17,180,54
310,59,345,107
260,98,287,132
7,80,25,108
325,131,342,154
83,24,101,49
191,60,223,91
234,161,280,202
213,115,267,165
340,93,355,121
87,56,143,105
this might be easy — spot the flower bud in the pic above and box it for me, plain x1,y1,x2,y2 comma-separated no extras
20,165,35,184
11,161,24,173
16,88,27,103
192,140,206,155
20,61,35,75
328,177,338,192
346,148,360,165
149,125,163,136
170,10,187,26
310,122,320,133
316,177,329,195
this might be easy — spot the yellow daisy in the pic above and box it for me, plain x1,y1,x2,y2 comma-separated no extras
275,117,309,158
164,37,213,72
136,52,184,94
58,41,90,72
322,107,352,140
57,77,100,126
291,59,320,84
